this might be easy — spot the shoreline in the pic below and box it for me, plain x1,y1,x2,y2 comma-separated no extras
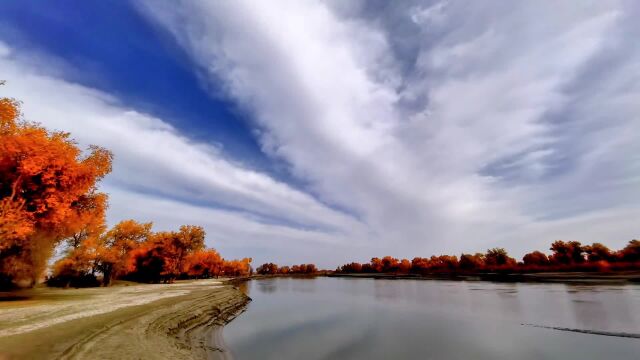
327,271,640,284
0,279,250,360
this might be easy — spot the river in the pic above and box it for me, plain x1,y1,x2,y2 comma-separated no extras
223,277,640,359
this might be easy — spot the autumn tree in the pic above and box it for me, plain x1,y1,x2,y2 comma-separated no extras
163,225,206,279
185,249,223,278
410,257,430,273
398,259,411,274
256,262,278,275
340,262,363,273
549,241,585,265
619,240,640,262
584,243,613,263
381,256,400,272
429,255,459,272
370,257,383,273
302,264,317,274
459,253,485,270
484,248,516,268
522,251,550,266
48,193,108,287
223,258,252,277
0,95,112,287
97,220,152,285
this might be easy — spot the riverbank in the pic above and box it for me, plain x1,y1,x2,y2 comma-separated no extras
328,271,640,284
0,279,250,359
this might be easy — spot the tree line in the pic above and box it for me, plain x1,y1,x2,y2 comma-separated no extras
255,262,318,275
0,89,250,288
50,220,252,287
336,240,640,275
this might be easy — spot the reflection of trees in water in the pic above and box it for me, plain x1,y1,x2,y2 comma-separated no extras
373,280,405,301
566,284,611,331
237,281,250,296
494,284,522,317
291,278,317,293
257,280,277,293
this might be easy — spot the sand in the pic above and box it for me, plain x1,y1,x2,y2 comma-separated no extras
0,279,250,359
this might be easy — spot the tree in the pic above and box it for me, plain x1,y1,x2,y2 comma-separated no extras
223,258,252,277
62,192,108,250
620,240,640,262
1,96,112,287
459,253,485,270
411,257,430,273
381,256,399,272
256,263,278,275
48,194,108,287
522,251,550,266
125,243,164,283
485,248,516,267
398,259,411,274
49,243,100,288
340,262,363,273
185,249,223,278
584,243,613,262
429,255,459,272
303,264,317,274
549,241,585,265
370,257,384,273
165,225,206,279
97,220,152,285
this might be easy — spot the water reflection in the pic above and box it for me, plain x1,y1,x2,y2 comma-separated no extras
225,278,640,360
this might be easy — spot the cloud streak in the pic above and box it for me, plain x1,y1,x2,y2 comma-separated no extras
1,1,638,266
138,0,640,257
0,40,367,266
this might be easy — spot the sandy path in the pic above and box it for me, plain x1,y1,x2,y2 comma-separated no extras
0,280,250,359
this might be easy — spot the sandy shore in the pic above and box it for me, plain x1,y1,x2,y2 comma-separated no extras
0,279,250,360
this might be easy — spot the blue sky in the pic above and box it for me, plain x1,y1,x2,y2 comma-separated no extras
1,1,639,267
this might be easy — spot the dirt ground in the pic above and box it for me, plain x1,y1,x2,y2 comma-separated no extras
0,279,250,360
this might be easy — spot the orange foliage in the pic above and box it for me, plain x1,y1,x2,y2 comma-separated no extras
522,251,549,266
256,262,318,275
337,240,640,276
185,249,223,278
1,95,112,287
1,91,252,288
97,220,152,285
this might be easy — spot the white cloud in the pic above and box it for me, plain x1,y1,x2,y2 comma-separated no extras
2,0,639,267
0,40,368,267
137,0,640,258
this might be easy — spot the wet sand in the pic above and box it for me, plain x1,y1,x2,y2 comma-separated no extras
0,279,250,359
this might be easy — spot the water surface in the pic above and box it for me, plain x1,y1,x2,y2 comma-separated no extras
223,277,640,359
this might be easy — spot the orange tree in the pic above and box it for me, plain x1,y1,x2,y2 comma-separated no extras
0,95,112,287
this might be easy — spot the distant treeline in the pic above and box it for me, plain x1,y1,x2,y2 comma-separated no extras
336,240,640,275
255,262,318,275
1,87,250,289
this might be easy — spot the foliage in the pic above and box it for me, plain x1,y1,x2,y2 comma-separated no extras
336,240,640,275
0,95,112,287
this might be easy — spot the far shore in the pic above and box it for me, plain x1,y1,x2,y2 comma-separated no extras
0,279,250,360
328,271,640,284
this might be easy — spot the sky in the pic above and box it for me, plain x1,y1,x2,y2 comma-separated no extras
1,1,639,268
